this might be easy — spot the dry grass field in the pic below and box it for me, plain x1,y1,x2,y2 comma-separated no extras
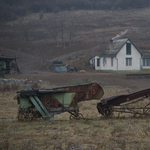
1,73,150,150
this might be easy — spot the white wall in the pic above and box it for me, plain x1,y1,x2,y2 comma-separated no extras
116,41,141,71
100,57,117,71
142,66,150,69
89,56,101,70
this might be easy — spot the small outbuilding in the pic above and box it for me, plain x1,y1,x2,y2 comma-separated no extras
0,56,20,74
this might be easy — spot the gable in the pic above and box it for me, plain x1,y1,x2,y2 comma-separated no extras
99,38,141,58
117,39,141,56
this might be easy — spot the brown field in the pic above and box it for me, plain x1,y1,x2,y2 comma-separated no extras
1,73,150,149
1,7,150,150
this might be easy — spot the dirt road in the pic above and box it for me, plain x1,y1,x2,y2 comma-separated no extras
5,72,150,93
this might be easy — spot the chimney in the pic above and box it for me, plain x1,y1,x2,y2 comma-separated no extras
110,39,113,51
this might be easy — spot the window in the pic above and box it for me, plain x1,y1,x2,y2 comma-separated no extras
143,58,150,66
92,58,95,63
111,57,113,66
126,43,131,55
103,58,106,67
97,58,100,67
126,58,132,66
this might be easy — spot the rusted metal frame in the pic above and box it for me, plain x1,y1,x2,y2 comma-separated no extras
113,107,150,115
47,83,93,92
101,88,150,108
113,110,150,115
114,107,150,110
86,85,92,100
143,102,150,114
128,90,150,102
120,97,144,106
144,109,150,114
113,109,150,115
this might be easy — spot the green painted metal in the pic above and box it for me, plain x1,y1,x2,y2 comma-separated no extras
20,98,29,109
29,97,50,119
29,96,46,117
52,93,76,107
29,96,52,118
33,96,51,117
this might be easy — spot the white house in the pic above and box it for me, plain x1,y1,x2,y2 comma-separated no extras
91,38,143,72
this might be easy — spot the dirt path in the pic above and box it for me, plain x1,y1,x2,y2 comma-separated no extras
5,72,150,93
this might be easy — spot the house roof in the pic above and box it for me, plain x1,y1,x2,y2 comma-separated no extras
99,38,141,57
142,52,150,58
0,56,16,61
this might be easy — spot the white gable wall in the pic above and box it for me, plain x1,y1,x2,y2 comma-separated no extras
100,57,117,71
116,41,141,71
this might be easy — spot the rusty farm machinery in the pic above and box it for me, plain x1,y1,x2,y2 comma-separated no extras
14,83,104,121
14,82,150,121
97,88,150,117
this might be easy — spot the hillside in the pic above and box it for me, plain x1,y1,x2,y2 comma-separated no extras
1,7,150,73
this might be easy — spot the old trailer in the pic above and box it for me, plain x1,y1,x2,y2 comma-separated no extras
14,83,104,121
97,88,150,117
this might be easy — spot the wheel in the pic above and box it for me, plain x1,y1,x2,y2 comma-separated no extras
18,110,25,121
70,113,83,120
18,112,24,121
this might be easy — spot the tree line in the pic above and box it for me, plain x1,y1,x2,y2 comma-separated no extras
1,0,150,22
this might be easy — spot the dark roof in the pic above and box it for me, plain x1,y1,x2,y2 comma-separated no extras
142,52,150,58
0,56,16,61
99,38,141,57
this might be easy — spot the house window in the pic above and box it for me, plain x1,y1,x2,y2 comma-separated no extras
143,58,150,66
111,57,113,66
97,58,100,67
103,58,106,67
126,58,132,66
126,43,131,55
92,58,95,63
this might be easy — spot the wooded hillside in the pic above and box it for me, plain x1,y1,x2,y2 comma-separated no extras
1,0,150,22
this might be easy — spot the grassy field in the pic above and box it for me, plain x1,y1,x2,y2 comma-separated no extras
1,82,150,150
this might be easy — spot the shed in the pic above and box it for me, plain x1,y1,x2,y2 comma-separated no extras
0,56,20,74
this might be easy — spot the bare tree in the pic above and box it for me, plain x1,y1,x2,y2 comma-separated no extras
67,16,77,45
48,14,77,47
48,14,59,42
48,14,67,47
59,16,65,47
18,18,33,43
